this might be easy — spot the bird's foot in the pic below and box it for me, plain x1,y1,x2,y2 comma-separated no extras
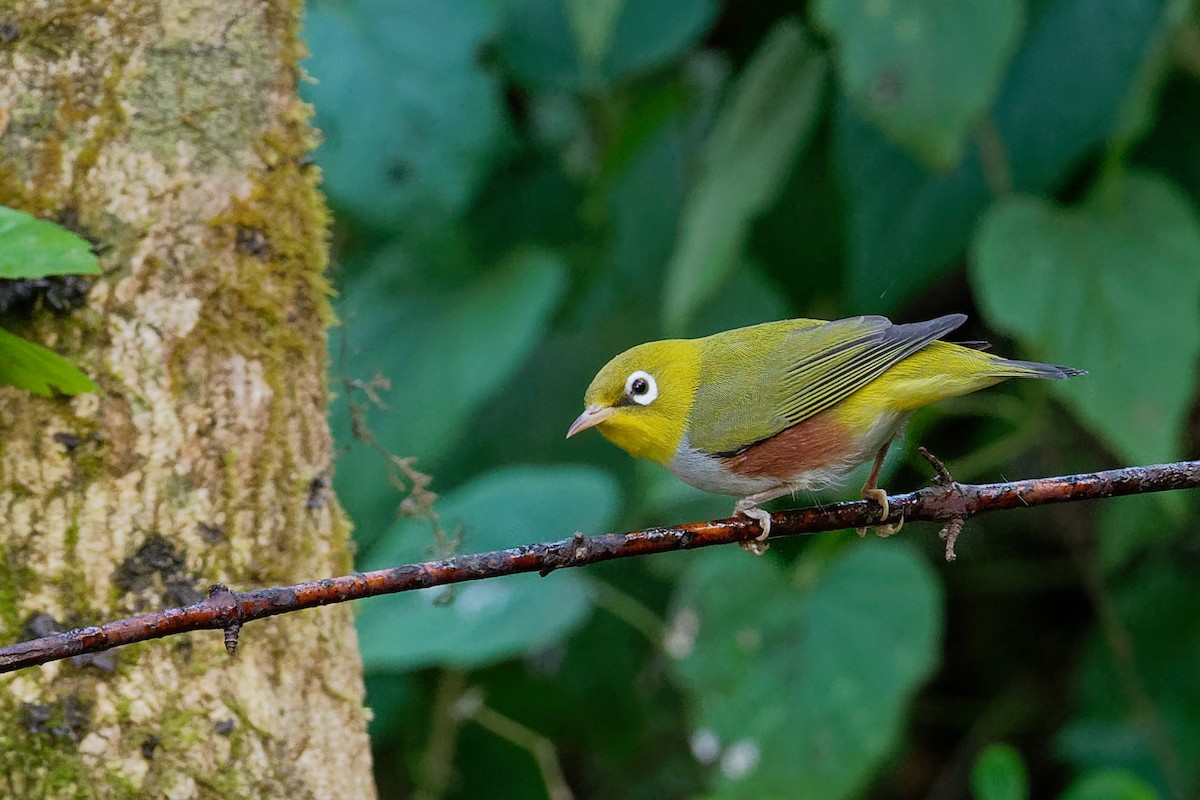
855,487,904,538
733,500,772,556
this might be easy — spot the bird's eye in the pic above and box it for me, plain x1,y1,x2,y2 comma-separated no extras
624,370,658,406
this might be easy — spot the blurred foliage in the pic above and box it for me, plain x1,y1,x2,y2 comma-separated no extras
972,743,1030,800
670,542,941,799
301,0,1200,797
973,173,1200,467
357,466,614,671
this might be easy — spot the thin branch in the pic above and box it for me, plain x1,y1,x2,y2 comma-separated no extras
414,669,469,800
583,575,667,644
452,689,574,800
1,460,1197,675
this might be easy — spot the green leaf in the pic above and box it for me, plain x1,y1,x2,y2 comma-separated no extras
302,0,507,232
499,0,718,91
565,0,625,67
0,206,100,279
838,0,1173,311
330,250,566,550
971,743,1029,800
663,21,826,334
0,327,97,397
1060,770,1161,800
355,465,618,671
813,0,1020,169
669,541,942,799
971,171,1200,464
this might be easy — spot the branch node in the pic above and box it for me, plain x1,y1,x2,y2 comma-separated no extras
918,447,969,561
539,532,592,577
571,531,590,562
207,584,242,655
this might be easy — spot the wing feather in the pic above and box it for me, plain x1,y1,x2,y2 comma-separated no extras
689,314,966,455
775,315,965,425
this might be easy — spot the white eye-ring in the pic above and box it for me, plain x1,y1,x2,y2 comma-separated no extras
625,370,658,406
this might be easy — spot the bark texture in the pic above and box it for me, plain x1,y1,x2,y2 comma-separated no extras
0,2,375,797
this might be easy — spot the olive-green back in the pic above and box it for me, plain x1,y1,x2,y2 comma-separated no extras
688,314,965,454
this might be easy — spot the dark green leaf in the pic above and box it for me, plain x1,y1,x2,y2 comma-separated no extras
565,0,625,68
972,743,1029,800
813,0,1020,168
499,0,718,91
670,542,942,799
608,105,705,291
0,206,99,279
838,0,1172,311
663,22,826,333
971,171,1200,464
835,99,987,311
1133,75,1200,210
0,327,97,397
355,465,618,671
1060,769,1161,800
302,0,508,232
330,250,566,549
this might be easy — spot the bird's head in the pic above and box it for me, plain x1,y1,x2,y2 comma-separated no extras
566,339,701,464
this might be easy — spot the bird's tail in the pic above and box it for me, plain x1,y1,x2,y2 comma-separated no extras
989,358,1086,380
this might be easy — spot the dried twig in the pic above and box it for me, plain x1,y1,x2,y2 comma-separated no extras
1,460,1197,675
917,446,967,561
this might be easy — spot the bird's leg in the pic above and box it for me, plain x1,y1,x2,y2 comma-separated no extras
856,443,904,538
733,486,793,554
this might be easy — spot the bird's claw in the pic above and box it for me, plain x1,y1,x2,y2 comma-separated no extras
739,539,770,556
734,502,772,556
855,487,904,538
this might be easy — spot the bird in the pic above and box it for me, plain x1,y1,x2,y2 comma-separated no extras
566,314,1083,545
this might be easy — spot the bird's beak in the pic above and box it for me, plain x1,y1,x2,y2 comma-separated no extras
566,404,615,439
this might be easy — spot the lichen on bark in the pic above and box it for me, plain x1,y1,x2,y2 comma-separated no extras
0,2,375,797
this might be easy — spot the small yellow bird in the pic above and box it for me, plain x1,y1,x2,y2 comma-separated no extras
567,314,1083,541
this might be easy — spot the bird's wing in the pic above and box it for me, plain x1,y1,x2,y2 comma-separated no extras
689,314,966,455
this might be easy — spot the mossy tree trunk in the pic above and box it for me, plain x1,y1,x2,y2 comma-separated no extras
0,2,375,797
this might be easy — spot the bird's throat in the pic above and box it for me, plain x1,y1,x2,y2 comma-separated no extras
598,414,680,465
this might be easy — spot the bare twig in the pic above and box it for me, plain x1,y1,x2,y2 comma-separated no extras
452,689,574,800
918,446,967,561
1,460,1197,675
415,670,469,800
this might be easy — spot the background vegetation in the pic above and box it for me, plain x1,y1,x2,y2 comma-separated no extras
300,1,1200,798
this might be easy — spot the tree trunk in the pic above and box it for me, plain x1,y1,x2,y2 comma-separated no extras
0,2,376,797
